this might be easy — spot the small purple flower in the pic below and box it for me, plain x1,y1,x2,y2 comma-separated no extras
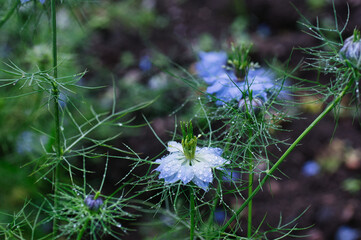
84,195,103,211
340,30,361,68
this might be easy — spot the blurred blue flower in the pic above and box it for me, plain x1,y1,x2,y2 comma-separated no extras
340,32,361,68
335,226,360,240
21,0,46,4
139,55,152,72
195,51,228,79
16,131,48,155
302,161,320,177
16,131,34,154
59,92,67,109
196,51,285,105
222,169,241,182
214,208,227,224
155,141,228,191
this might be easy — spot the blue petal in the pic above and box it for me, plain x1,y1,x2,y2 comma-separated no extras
177,164,194,184
156,154,182,178
193,162,213,183
192,177,210,191
164,173,180,183
196,51,228,79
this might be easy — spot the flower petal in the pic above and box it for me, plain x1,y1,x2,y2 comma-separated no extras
167,141,183,153
164,173,180,183
177,164,194,184
193,161,213,183
156,153,182,178
196,147,228,167
192,177,210,191
196,51,228,79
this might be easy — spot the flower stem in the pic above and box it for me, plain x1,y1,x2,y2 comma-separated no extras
220,79,354,233
51,0,61,237
190,187,195,240
77,218,90,240
247,129,253,238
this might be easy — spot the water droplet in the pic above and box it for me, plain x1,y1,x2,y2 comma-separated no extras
118,123,123,126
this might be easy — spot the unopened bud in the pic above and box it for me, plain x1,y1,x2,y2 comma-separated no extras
238,97,264,116
340,29,361,68
84,194,103,211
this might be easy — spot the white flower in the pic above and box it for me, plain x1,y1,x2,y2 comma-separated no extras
155,141,228,190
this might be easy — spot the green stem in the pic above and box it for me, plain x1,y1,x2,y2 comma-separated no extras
0,0,19,29
51,0,61,238
76,218,90,240
220,79,354,232
247,129,253,238
51,0,58,79
190,188,195,240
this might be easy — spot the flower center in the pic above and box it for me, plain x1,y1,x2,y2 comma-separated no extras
180,121,197,164
353,29,361,42
228,43,252,80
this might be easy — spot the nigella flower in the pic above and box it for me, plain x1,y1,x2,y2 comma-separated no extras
340,29,361,68
155,122,228,190
155,141,228,190
196,51,285,106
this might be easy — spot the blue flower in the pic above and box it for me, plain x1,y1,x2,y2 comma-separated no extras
340,32,361,68
139,55,152,72
155,141,228,191
196,51,285,106
195,51,228,79
302,161,320,177
21,0,46,4
335,226,360,240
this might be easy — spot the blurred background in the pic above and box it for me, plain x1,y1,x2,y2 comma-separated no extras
0,0,361,239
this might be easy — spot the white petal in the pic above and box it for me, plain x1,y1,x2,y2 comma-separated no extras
156,153,183,178
192,162,213,183
167,141,183,153
195,147,228,167
192,177,209,191
164,173,180,183
177,164,194,184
